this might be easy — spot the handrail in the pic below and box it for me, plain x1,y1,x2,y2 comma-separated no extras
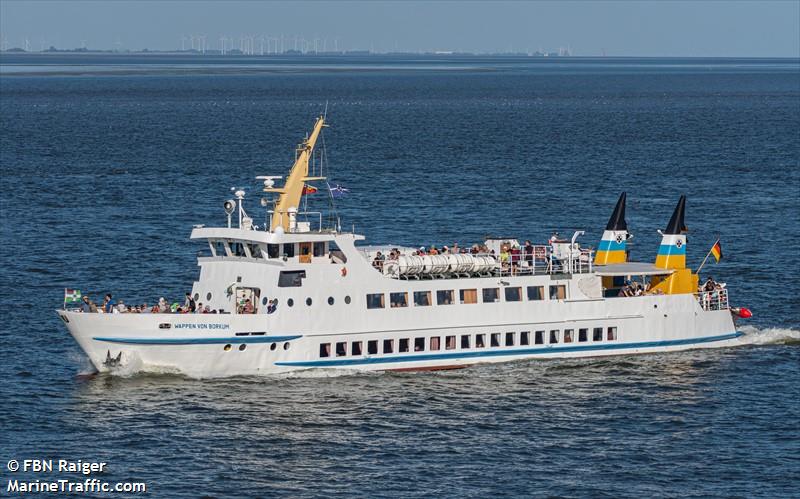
694,289,729,311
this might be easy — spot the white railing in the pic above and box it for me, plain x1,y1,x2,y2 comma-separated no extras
695,289,729,311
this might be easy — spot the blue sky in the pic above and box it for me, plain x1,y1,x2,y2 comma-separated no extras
1,0,798,56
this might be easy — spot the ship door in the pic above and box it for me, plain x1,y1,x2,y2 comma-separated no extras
299,242,312,264
235,287,261,314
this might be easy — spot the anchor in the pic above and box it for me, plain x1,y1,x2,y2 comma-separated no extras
103,350,123,368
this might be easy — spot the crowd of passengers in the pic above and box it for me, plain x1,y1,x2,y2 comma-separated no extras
77,293,277,315
372,240,549,272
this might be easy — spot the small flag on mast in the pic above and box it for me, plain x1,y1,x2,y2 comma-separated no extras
64,288,82,305
710,239,723,263
302,184,318,195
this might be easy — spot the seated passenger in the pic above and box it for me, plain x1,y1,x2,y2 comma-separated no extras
373,251,385,271
242,299,255,314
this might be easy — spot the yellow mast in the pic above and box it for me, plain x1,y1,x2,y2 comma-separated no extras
266,116,327,231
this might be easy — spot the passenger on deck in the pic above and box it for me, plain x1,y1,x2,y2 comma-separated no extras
203,305,212,313
430,246,439,255
372,251,385,271
524,240,534,267
158,297,169,313
703,277,716,292
103,294,115,314
81,296,92,313
510,244,521,268
185,293,197,313
195,303,204,313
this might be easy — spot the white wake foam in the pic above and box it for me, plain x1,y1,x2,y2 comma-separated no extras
733,325,800,346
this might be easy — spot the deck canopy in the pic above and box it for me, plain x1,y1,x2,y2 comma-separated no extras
595,262,675,276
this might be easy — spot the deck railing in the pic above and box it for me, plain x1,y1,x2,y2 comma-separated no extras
695,289,729,311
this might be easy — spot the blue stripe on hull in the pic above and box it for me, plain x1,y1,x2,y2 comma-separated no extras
275,332,743,368
93,335,302,345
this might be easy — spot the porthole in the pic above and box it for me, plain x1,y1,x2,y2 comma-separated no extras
206,292,212,301
344,295,351,304
306,297,312,306
239,344,247,351
287,298,294,307
283,342,291,350
224,344,232,351
328,296,335,305
262,296,268,306
194,293,199,301
270,343,277,351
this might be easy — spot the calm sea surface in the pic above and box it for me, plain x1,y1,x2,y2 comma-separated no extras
1,55,798,498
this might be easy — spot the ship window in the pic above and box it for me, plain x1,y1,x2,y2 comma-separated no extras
504,287,522,302
328,297,334,305
399,338,409,352
520,331,530,346
344,295,351,304
460,289,478,304
413,291,432,306
284,342,290,350
262,296,268,306
535,331,545,345
214,240,229,257
267,244,280,258
352,341,363,356
206,292,212,301
283,243,295,258
278,270,306,287
313,242,326,257
368,340,378,355
490,333,501,347
194,293,199,301
437,290,455,305
483,288,500,303
564,329,574,343
461,335,471,349
390,292,408,308
239,344,247,351
550,285,566,300
607,327,618,341
579,328,588,342
505,332,515,346
231,242,247,257
366,293,385,309
306,297,312,306
383,339,394,354
550,330,560,344
446,335,456,350
527,286,545,301
593,328,603,341
270,343,277,351
249,244,263,258
475,334,486,348
336,342,347,357
414,337,425,352
287,298,294,307
430,337,441,351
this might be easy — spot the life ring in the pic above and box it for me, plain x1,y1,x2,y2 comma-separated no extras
341,267,348,277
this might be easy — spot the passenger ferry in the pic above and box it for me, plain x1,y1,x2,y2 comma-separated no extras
58,115,752,377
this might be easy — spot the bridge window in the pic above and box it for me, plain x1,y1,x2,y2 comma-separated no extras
368,340,378,355
564,329,574,343
414,337,425,352
505,332,515,346
249,244,263,258
430,336,441,351
283,243,295,258
527,286,545,301
319,343,331,358
550,285,566,300
607,327,618,341
437,290,455,305
483,288,500,303
490,333,501,347
383,339,394,354
335,342,346,357
267,244,280,258
504,287,522,302
414,291,432,306
352,341,363,356
549,330,560,344
390,292,408,308
278,270,306,287
399,338,409,352
535,331,545,345
593,327,603,341
460,289,477,304
476,334,486,348
313,242,326,257
579,328,588,342
366,293,385,309
520,331,530,346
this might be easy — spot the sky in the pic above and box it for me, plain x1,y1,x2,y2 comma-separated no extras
1,0,798,57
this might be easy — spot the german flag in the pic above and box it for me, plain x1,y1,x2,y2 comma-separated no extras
710,239,723,263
